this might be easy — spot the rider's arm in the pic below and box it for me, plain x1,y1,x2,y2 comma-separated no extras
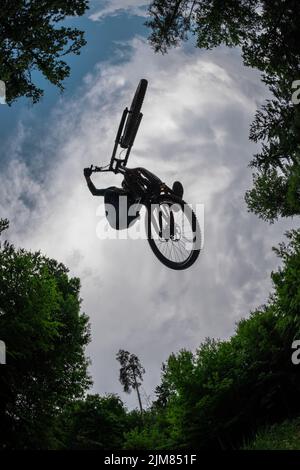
84,168,106,196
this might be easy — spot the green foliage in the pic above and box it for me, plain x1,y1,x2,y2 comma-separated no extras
2,217,300,450
246,79,300,222
147,0,260,54
146,0,195,54
56,394,128,450
244,417,300,450
0,224,91,449
146,0,300,221
123,229,300,450
271,229,300,335
147,0,300,77
124,422,167,450
124,407,173,450
0,0,89,104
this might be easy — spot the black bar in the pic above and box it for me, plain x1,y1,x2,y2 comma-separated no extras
115,108,128,144
109,107,130,172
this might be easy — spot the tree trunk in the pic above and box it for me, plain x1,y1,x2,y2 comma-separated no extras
133,370,143,414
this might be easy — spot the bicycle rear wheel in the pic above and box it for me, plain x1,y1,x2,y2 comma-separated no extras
146,195,201,270
120,79,148,149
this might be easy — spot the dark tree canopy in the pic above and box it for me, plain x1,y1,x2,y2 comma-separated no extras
117,350,145,393
57,394,128,450
0,218,9,235
0,0,89,104
116,349,145,413
146,0,300,222
147,0,300,78
0,220,91,449
2,216,300,449
245,77,300,221
124,229,300,450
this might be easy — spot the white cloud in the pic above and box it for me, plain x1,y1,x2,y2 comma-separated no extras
1,39,296,408
89,0,149,21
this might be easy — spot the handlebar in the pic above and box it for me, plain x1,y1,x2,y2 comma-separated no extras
89,158,127,174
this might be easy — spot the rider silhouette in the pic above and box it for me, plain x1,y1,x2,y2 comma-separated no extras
84,167,184,229
83,167,140,229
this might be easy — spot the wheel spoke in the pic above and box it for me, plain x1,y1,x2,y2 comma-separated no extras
148,198,200,268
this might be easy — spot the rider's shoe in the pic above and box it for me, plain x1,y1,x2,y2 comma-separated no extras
172,181,184,199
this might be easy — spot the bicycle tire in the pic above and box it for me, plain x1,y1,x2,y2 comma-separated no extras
146,195,201,270
120,79,148,149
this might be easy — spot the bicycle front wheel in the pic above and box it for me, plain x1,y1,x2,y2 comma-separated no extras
146,195,201,270
121,79,148,149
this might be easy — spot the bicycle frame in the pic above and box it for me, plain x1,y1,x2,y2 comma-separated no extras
110,106,142,173
90,104,174,201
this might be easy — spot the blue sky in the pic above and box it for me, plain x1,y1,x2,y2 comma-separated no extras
0,6,147,164
0,1,296,409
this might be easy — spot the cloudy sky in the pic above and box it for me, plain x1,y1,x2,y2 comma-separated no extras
0,0,296,409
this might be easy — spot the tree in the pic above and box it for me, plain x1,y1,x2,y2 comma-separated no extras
116,350,145,413
123,229,300,450
0,0,89,104
0,218,9,234
147,0,300,77
146,0,300,222
245,77,300,222
57,394,128,450
0,221,91,449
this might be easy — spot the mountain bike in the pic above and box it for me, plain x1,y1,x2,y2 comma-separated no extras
89,79,201,270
